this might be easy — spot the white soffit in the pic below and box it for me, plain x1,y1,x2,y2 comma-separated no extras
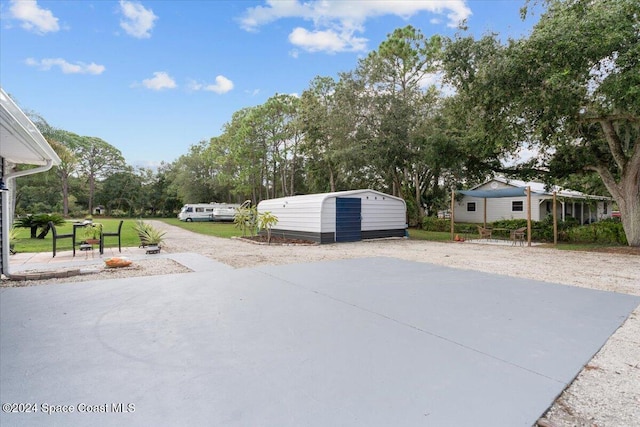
0,87,61,166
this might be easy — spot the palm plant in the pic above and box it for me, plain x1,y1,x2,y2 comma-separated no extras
257,211,278,244
134,220,166,247
233,202,257,237
14,213,65,239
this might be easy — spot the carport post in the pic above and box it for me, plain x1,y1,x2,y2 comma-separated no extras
450,189,455,241
527,186,532,247
483,197,487,228
553,191,558,246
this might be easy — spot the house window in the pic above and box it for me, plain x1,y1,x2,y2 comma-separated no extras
467,202,476,212
603,202,607,214
512,201,524,212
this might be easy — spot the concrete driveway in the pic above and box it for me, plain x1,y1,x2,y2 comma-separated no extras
1,256,638,426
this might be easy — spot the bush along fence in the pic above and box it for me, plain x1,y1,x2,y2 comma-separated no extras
421,217,627,245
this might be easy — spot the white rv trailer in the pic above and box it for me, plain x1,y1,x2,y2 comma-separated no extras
178,203,241,222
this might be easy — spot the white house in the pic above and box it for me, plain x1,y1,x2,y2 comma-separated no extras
1,87,61,277
257,189,407,243
455,177,613,224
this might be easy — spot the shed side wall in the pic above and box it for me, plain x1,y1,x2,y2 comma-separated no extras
258,198,324,233
360,193,406,231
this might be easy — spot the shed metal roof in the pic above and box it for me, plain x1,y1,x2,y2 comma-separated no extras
259,189,406,206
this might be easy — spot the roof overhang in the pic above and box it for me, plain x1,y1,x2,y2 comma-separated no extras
468,177,612,201
0,87,61,166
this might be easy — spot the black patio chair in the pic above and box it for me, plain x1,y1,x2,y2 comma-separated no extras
49,221,75,257
102,220,124,253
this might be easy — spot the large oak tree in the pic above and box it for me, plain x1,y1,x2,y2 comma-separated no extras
443,0,640,245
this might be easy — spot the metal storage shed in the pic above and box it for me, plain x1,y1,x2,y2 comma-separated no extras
257,189,407,244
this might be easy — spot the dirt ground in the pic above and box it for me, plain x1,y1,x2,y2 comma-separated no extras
5,221,640,427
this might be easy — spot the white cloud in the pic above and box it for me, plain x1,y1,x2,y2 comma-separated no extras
239,0,307,31
240,0,471,53
141,72,177,90
9,0,60,34
25,57,105,74
189,75,234,94
288,27,366,53
119,0,157,39
419,70,455,97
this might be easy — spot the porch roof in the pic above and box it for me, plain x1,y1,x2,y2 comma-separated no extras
465,177,611,201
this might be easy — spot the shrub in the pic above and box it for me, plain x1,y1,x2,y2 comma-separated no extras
490,219,529,239
566,219,627,245
421,217,479,235
422,217,450,232
109,209,129,218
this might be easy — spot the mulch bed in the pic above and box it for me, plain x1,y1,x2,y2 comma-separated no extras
240,235,317,245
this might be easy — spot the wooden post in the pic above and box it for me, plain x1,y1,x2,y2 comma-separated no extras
483,197,487,228
553,191,557,246
450,189,455,241
527,186,532,247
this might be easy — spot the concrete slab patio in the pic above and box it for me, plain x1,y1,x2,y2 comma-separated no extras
1,257,638,427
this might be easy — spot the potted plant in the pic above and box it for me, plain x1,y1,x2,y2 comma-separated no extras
134,220,166,254
82,223,102,244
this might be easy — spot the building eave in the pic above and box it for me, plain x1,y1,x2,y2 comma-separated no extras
0,87,61,166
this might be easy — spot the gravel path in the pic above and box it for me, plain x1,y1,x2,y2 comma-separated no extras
6,221,640,427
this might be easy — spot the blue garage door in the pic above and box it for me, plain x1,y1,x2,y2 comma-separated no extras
336,197,361,242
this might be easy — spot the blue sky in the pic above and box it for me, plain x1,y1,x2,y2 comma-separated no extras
1,0,539,168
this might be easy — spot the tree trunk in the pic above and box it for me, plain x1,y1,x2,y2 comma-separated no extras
88,174,95,214
281,159,287,197
272,160,277,199
290,145,297,196
616,174,640,246
593,123,640,246
37,224,50,239
414,171,424,222
329,165,335,192
62,172,69,216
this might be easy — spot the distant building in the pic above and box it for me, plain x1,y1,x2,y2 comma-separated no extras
455,177,613,224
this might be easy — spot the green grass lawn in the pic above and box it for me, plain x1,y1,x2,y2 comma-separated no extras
11,218,242,253
11,218,143,254
11,218,631,254
407,229,452,241
158,218,242,238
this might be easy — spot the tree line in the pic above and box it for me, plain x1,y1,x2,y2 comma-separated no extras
13,0,639,245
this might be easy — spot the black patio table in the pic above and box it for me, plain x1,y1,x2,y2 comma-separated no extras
72,222,104,255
